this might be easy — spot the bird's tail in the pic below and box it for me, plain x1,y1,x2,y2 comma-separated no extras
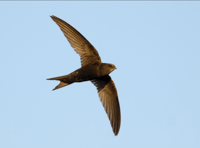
47,75,71,91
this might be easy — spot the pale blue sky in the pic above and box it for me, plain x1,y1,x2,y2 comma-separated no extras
0,2,200,148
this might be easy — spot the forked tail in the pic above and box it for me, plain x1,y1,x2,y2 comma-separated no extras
47,75,71,91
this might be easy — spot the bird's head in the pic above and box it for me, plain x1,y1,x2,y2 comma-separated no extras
100,63,117,76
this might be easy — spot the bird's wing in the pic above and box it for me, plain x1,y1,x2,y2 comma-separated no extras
91,75,121,136
50,15,102,67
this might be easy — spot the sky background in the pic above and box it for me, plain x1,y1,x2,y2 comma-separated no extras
0,1,200,148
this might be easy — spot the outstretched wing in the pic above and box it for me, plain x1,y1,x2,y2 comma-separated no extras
91,75,121,136
51,15,101,67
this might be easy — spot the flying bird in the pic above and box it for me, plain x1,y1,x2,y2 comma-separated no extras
47,15,121,135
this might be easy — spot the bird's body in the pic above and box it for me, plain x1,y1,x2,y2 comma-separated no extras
48,64,101,83
67,65,101,83
47,15,121,135
48,63,116,89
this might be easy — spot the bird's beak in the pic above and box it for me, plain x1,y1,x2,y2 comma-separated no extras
111,67,116,72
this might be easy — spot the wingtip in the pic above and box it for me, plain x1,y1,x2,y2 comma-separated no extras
114,131,119,136
113,128,119,136
50,15,56,20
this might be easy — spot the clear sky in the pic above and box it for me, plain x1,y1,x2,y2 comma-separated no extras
0,2,200,148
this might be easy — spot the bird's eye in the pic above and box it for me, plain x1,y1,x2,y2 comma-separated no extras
108,65,112,67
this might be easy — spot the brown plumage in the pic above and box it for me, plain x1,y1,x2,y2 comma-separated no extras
47,15,121,136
